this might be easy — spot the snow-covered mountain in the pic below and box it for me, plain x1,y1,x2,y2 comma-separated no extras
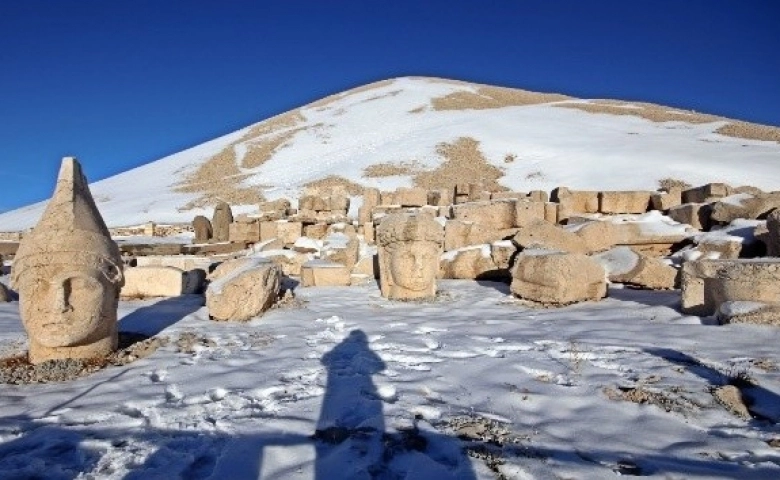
2,76,779,230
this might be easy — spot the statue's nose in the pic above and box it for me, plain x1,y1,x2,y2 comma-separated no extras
55,283,73,313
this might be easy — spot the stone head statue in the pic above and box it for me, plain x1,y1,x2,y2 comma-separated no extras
11,157,124,364
376,213,444,300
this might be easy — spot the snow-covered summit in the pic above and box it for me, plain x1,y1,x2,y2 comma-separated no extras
2,76,779,230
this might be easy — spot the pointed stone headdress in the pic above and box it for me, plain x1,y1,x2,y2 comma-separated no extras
11,157,123,286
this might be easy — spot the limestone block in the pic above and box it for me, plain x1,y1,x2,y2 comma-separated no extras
710,193,780,223
766,209,780,256
134,255,214,272
211,201,233,242
651,189,682,211
683,183,731,204
327,222,358,238
299,195,328,212
0,282,10,302
452,200,516,230
229,221,261,243
363,221,375,245
544,202,559,224
206,261,281,321
552,187,599,221
258,249,312,276
668,203,712,230
528,190,549,203
301,260,352,287
440,245,503,280
276,221,303,246
575,221,616,253
363,187,381,208
121,266,198,298
491,191,527,201
511,252,607,305
253,237,284,252
610,255,678,290
358,206,372,225
515,201,546,227
681,259,780,316
259,221,279,242
454,194,470,204
395,187,428,207
304,223,329,240
329,193,350,212
192,215,212,243
512,220,588,254
598,191,652,214
258,198,291,213
380,191,397,206
444,220,517,251
718,301,780,326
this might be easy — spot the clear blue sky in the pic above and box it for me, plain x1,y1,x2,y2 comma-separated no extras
1,1,778,213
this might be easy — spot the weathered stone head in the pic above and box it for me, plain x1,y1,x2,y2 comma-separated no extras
376,213,443,300
11,157,124,364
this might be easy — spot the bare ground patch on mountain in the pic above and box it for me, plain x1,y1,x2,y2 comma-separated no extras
362,160,426,178
428,85,571,111
413,137,507,191
308,79,396,111
556,100,780,143
303,175,366,196
175,111,305,209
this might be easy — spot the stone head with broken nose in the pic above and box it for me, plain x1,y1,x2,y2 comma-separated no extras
11,157,124,364
376,213,443,300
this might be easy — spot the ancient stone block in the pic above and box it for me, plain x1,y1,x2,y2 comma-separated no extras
11,157,124,364
710,193,780,224
192,215,212,243
766,209,780,256
528,190,549,203
229,221,261,244
683,183,731,204
377,213,444,300
304,223,329,240
552,187,599,222
259,198,291,213
276,221,303,246
598,191,652,214
718,301,780,326
206,260,281,321
610,255,678,290
211,201,233,242
439,245,503,280
515,201,546,227
681,259,780,316
452,200,516,230
512,220,588,254
121,266,201,298
544,202,559,224
511,252,607,305
301,260,352,287
668,203,712,230
650,189,682,212
394,187,428,207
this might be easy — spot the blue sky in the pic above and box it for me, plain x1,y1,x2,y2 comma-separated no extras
1,1,778,213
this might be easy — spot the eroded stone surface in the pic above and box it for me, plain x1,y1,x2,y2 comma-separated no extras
206,260,281,321
377,213,444,300
211,201,233,242
511,251,606,305
11,157,124,364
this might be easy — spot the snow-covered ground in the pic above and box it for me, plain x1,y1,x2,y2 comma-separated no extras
2,279,780,479
2,77,780,231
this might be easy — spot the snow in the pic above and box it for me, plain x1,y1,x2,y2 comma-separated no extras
3,77,780,231
4,280,780,478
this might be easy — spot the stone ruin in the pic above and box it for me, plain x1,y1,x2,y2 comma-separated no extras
5,168,780,339
10,157,124,364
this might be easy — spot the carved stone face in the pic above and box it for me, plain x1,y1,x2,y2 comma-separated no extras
388,241,439,292
17,264,117,348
